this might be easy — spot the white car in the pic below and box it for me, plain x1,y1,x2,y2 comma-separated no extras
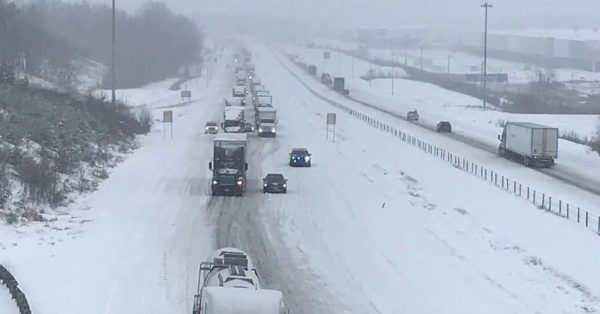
205,121,219,134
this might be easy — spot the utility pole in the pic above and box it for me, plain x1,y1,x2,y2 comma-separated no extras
420,46,424,70
111,0,116,106
481,2,493,108
391,47,395,95
369,62,373,87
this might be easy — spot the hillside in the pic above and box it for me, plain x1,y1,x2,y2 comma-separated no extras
0,83,150,223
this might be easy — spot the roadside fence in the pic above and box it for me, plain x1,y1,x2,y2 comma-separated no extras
282,52,600,237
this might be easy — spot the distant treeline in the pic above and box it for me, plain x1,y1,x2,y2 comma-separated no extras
0,0,202,88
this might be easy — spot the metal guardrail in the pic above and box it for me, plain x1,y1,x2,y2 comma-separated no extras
280,51,600,237
0,264,32,314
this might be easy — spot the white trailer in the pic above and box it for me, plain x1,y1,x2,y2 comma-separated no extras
498,122,558,167
192,248,286,314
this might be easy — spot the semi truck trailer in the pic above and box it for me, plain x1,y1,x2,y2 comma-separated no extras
498,122,558,167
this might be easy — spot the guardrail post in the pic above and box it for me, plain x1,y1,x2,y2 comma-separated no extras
567,204,570,219
586,211,589,227
527,187,529,199
577,207,580,223
559,200,562,215
494,173,497,185
597,216,599,234
513,181,516,193
533,190,536,204
542,193,546,208
501,176,504,188
549,196,552,211
485,169,487,180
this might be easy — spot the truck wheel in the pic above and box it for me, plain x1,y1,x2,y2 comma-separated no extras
523,157,531,167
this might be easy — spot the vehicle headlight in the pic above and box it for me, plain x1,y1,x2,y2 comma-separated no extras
259,128,263,132
263,183,268,187
212,180,218,185
236,180,243,186
304,156,311,162
282,184,287,188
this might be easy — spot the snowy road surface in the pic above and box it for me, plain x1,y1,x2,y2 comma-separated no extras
1,43,600,314
239,45,600,313
283,44,600,197
280,45,600,216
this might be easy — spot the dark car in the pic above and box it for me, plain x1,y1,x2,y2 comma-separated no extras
289,148,312,167
263,173,287,193
321,73,332,85
436,121,452,133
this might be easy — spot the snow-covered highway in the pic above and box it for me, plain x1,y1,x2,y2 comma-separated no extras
1,43,600,314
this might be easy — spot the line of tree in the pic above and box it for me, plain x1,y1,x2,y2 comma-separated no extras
0,0,202,88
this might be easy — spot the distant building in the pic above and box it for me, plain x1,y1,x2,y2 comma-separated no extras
461,29,600,72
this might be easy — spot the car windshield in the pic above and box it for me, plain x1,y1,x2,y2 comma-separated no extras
3,1,597,314
266,174,284,181
292,149,309,155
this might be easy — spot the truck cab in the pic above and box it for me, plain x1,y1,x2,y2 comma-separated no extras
209,135,248,196
256,107,277,138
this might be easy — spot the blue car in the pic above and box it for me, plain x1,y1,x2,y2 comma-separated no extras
289,148,312,167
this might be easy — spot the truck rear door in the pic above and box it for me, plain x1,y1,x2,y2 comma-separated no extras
544,129,559,158
531,128,544,156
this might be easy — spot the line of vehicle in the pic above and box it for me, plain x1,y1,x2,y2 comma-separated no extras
274,49,600,198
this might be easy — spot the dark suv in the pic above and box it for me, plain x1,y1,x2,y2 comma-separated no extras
263,173,288,193
436,121,452,133
289,148,312,167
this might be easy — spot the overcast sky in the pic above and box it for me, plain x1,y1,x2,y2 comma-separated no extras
70,0,600,29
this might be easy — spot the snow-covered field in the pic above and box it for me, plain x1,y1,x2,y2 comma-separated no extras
0,62,228,313
283,44,600,198
0,286,18,314
94,77,199,109
315,38,600,84
250,45,600,313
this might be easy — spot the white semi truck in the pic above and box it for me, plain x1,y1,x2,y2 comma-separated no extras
498,122,559,167
256,107,277,137
192,248,286,314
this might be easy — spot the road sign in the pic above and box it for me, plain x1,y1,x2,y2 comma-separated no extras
326,113,336,125
181,90,192,101
163,110,173,139
326,113,336,142
163,110,173,122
